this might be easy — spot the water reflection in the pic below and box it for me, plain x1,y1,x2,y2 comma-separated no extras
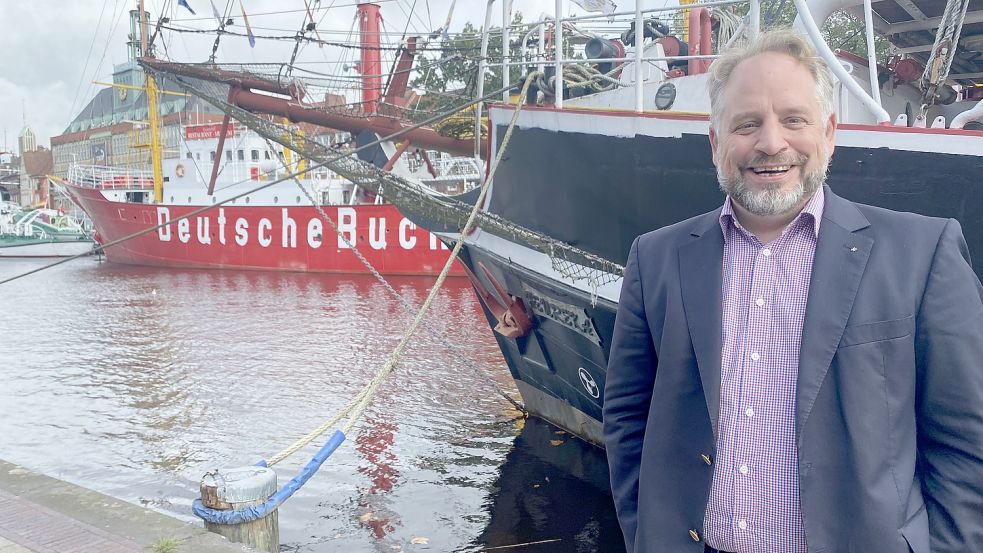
0,259,623,552
471,417,625,553
355,415,401,542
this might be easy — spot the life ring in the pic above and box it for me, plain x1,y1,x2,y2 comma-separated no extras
176,164,186,178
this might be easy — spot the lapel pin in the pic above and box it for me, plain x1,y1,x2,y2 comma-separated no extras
849,246,858,252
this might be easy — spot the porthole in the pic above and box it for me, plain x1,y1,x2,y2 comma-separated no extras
245,197,250,204
273,196,278,204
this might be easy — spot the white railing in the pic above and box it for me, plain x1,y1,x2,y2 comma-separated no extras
67,164,154,189
479,0,758,117
428,156,483,182
475,0,894,124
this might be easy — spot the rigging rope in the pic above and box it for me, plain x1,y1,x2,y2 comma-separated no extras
920,0,971,107
153,63,624,284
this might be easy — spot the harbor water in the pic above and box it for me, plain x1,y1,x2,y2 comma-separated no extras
0,258,625,553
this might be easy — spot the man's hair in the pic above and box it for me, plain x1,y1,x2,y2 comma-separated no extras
707,29,836,134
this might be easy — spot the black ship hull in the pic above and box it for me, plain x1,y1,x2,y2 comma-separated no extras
425,105,983,447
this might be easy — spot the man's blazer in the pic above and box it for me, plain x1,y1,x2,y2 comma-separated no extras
603,186,983,553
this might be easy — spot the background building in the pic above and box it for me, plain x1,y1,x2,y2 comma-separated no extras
0,153,19,203
50,8,225,177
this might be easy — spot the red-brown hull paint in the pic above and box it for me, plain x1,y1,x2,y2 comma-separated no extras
66,185,464,276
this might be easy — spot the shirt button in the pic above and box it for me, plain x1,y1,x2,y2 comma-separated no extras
755,298,765,307
745,407,755,418
738,519,748,530
762,248,772,257
689,529,701,542
739,464,749,475
750,352,760,361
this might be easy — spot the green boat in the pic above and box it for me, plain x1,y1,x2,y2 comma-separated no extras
0,202,94,258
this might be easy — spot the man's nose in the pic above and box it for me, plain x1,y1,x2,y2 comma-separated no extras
755,119,789,156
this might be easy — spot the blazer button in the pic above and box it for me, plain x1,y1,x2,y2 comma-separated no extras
689,529,701,542
701,453,713,466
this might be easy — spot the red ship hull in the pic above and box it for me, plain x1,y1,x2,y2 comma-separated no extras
66,185,463,276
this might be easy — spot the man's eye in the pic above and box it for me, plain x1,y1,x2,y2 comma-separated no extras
786,117,806,125
735,122,757,131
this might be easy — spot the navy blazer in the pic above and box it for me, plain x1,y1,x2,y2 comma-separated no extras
603,186,983,553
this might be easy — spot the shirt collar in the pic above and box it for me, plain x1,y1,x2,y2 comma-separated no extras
719,186,825,240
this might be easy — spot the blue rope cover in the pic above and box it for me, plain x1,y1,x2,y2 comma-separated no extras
192,430,346,525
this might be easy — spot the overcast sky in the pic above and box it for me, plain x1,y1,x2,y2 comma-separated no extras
0,0,638,152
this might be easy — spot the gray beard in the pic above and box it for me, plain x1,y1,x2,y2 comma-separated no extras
718,154,830,217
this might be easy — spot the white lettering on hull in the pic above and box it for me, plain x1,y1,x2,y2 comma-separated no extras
399,219,417,250
368,217,386,250
150,208,438,253
282,209,297,248
337,207,356,249
429,232,448,250
235,218,249,246
218,209,227,245
196,217,211,244
258,218,272,247
178,218,191,243
157,207,172,241
307,218,323,248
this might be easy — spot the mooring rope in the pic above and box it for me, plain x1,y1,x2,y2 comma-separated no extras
342,74,536,432
261,136,527,427
263,73,537,467
192,75,536,525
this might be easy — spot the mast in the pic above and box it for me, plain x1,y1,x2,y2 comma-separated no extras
357,3,383,113
139,0,164,203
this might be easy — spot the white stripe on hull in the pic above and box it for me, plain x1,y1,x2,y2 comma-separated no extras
0,241,94,258
489,106,983,157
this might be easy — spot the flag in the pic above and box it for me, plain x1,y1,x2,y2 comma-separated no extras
178,0,196,15
239,0,255,48
569,0,617,14
429,0,454,41
210,0,222,24
441,0,455,39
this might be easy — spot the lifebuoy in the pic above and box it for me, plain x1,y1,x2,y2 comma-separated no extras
176,164,186,178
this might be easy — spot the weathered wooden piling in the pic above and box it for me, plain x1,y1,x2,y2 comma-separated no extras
199,466,280,553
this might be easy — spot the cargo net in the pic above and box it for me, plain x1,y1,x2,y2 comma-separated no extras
145,63,624,293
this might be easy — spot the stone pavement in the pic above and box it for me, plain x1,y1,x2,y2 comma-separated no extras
0,459,257,553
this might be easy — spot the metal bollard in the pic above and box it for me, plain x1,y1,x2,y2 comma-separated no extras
200,466,280,553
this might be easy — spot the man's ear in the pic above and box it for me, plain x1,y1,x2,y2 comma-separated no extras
709,127,719,166
825,112,837,155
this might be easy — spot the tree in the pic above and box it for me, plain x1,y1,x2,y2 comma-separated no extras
757,0,892,64
411,13,579,114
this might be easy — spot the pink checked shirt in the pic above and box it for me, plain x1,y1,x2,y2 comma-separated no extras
703,188,825,553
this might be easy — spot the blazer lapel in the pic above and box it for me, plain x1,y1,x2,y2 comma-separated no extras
679,211,725,438
796,188,873,436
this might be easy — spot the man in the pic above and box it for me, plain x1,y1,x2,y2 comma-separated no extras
602,29,983,553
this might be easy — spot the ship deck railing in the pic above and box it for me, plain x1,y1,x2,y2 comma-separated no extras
68,164,155,190
476,0,943,126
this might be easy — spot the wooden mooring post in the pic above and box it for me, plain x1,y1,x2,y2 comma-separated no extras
199,466,280,553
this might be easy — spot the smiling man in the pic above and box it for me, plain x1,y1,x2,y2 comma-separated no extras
603,30,983,553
